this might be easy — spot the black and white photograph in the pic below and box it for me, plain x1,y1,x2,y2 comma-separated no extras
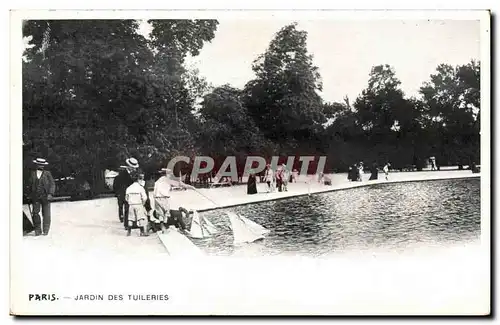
9,9,490,316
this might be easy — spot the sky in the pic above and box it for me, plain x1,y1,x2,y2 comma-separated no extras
23,19,480,104
140,19,480,103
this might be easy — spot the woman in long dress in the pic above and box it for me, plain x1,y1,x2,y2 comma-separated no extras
369,163,378,180
247,173,258,195
357,162,364,181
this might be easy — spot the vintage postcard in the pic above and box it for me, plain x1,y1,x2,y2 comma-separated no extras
10,9,490,316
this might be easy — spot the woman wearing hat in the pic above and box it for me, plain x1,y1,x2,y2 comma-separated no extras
113,158,139,227
152,168,195,233
28,158,56,236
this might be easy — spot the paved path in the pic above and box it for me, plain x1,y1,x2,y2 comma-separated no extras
20,170,480,257
15,170,484,316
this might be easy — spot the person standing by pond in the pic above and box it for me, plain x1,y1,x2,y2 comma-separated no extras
470,161,480,174
357,162,364,182
291,169,298,183
28,158,56,236
347,165,354,181
429,157,437,171
247,173,258,195
383,163,391,181
281,164,289,192
264,164,275,193
369,163,379,180
113,158,139,227
276,165,284,192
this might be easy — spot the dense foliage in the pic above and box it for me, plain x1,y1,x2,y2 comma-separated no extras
23,21,480,184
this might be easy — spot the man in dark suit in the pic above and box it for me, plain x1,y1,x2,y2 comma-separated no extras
29,158,56,236
112,158,139,227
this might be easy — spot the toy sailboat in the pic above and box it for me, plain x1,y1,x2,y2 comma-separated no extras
227,211,270,245
188,211,219,239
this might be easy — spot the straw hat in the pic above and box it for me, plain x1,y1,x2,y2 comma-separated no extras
125,157,139,169
33,158,49,166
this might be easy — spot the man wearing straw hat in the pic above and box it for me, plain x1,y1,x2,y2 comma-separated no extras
151,168,196,233
113,157,140,227
28,158,56,236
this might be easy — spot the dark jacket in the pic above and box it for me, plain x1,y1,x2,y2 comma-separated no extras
113,170,134,197
30,170,56,200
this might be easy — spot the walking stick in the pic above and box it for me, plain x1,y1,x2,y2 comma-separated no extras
193,188,221,208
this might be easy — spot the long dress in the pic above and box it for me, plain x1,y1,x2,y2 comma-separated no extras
348,166,357,181
247,174,258,195
369,165,378,180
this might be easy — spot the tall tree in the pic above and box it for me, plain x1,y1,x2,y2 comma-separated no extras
419,60,480,165
22,19,219,178
243,23,326,150
352,65,426,168
198,85,273,157
353,65,406,136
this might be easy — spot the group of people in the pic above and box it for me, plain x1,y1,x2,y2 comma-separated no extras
22,155,394,238
247,164,298,195
23,156,199,238
348,162,391,182
112,157,197,236
264,163,293,193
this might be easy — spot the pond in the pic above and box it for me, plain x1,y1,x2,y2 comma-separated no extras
195,178,481,257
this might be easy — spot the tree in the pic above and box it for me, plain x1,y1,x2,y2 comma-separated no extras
243,23,326,150
22,19,219,180
198,85,272,158
419,60,480,165
321,101,363,172
353,65,407,136
23,20,152,177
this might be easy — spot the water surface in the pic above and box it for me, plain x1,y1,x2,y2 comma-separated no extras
195,179,480,257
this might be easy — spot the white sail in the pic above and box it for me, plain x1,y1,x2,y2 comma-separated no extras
227,211,267,245
201,216,218,235
188,211,205,239
240,215,271,235
188,211,218,239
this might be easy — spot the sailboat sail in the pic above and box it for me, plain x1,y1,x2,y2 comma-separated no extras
188,211,205,239
188,211,218,239
240,215,271,235
202,216,219,235
227,211,268,245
